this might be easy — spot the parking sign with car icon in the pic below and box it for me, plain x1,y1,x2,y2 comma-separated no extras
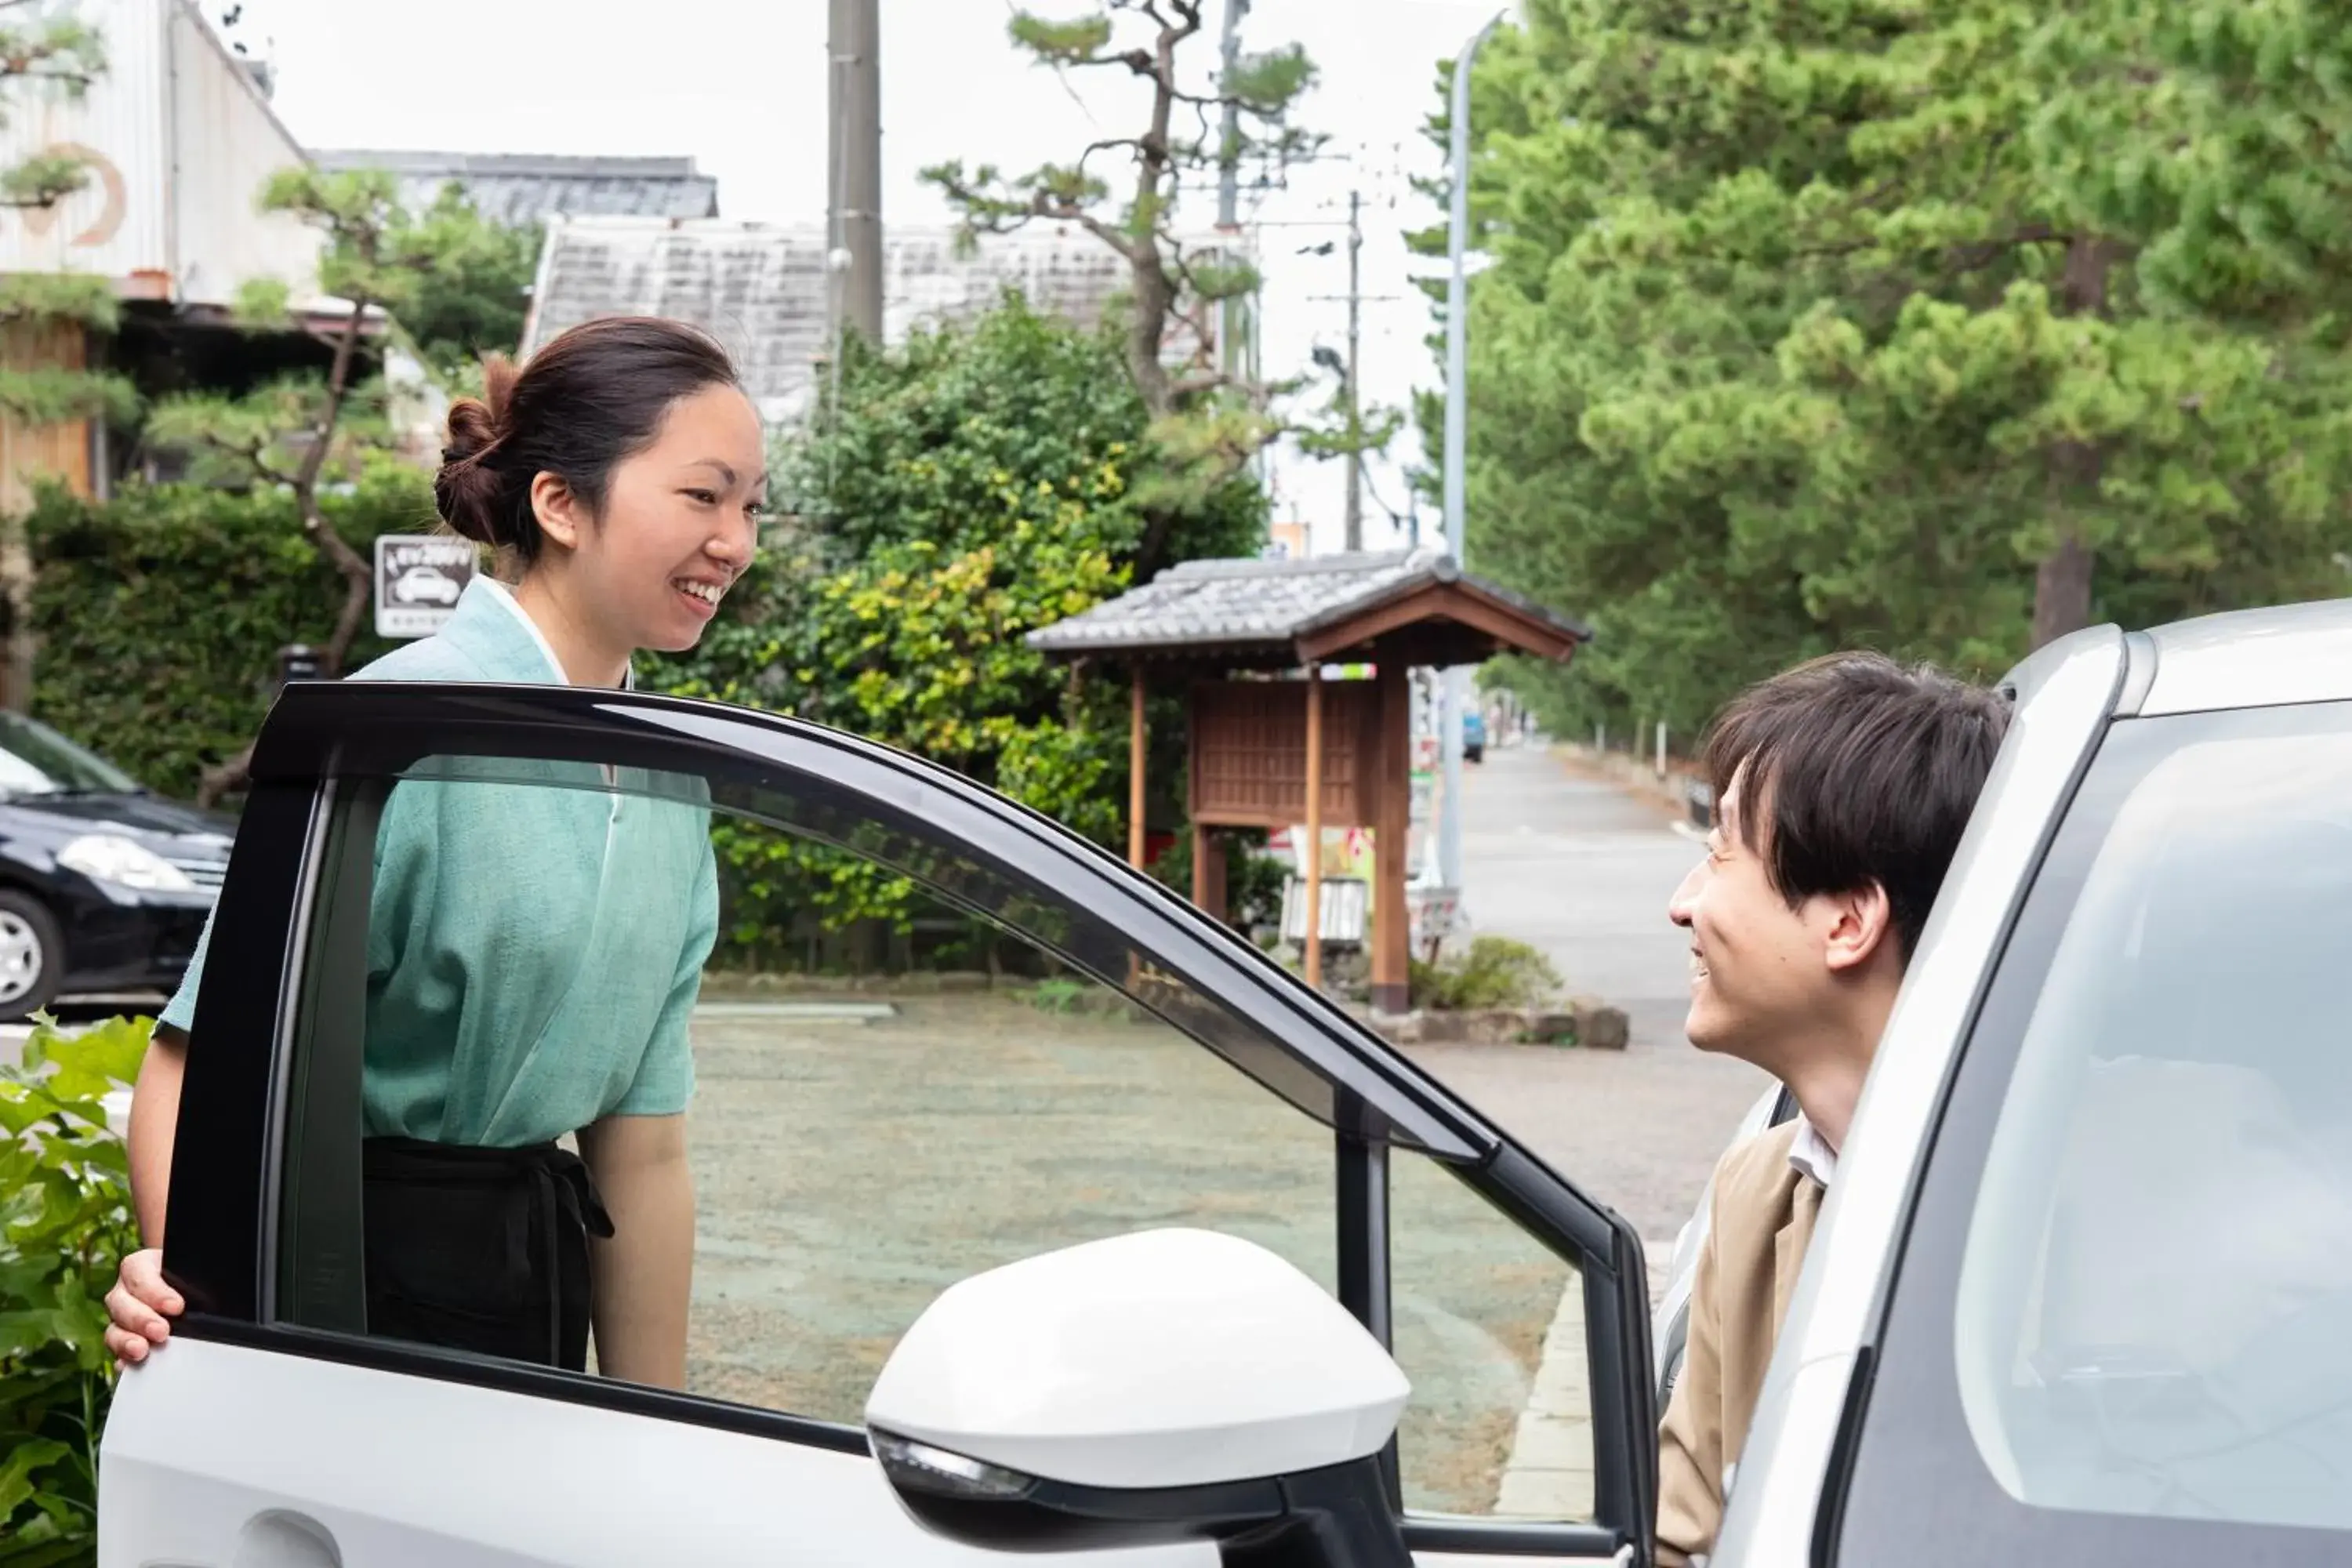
374,536,478,637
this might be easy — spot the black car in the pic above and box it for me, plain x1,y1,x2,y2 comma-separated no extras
0,713,231,1018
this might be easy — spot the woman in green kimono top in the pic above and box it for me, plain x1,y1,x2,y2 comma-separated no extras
104,316,766,1385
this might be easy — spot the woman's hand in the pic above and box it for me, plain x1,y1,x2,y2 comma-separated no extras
103,1247,184,1365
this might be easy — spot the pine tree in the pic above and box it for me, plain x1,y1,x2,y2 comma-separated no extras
924,2,1348,572
1423,0,2352,735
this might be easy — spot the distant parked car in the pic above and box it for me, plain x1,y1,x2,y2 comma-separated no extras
0,713,230,1018
1463,709,1486,763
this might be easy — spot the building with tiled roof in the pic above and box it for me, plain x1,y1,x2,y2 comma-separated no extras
519,216,1238,426
309,151,720,227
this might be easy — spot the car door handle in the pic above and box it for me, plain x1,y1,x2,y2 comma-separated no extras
230,1510,343,1568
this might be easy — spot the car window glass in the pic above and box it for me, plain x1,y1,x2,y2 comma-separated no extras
1953,727,2352,1533
0,713,140,794
1390,1148,1589,1521
275,755,1341,1431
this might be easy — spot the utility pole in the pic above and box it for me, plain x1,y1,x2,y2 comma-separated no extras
1342,188,1364,553
1307,189,1393,553
827,0,883,346
1216,0,1249,380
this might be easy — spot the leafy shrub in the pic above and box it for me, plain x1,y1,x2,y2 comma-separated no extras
1,1013,151,1564
1410,936,1563,1011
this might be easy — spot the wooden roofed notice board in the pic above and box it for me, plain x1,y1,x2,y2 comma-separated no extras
1026,548,1590,1014
1190,678,1379,829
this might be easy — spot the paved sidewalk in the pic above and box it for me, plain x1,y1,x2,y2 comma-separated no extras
1497,1283,1596,1519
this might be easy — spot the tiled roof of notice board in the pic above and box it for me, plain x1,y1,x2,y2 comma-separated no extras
1024,548,1592,659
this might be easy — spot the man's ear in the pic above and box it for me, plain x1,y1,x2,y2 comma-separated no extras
1823,881,1896,975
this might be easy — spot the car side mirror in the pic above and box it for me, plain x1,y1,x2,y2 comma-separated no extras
866,1228,1414,1567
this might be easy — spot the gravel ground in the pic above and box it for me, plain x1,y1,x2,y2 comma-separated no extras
678,996,1568,1517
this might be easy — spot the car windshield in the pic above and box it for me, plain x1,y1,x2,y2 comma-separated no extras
1953,705,2352,1533
0,712,143,797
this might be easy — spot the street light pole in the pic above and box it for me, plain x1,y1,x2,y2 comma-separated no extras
1436,10,1505,900
1217,0,1249,387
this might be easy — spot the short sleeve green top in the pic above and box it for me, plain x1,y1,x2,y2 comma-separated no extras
159,578,718,1147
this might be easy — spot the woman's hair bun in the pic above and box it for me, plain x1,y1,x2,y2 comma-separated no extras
434,355,521,547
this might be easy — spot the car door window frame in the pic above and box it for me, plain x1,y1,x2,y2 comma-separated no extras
159,681,1656,1560
1835,699,2352,1568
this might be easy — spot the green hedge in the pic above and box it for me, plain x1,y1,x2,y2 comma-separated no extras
25,463,435,801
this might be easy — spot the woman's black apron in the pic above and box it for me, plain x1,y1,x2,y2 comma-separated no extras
361,1136,614,1370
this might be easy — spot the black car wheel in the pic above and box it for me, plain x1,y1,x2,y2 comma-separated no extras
0,890,63,1020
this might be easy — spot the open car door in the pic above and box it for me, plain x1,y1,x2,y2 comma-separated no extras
101,681,1657,1567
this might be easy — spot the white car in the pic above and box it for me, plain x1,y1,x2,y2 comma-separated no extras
103,601,2352,1568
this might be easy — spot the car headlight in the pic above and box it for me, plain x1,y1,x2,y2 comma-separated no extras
58,834,195,892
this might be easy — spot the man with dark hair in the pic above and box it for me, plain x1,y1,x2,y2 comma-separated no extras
1656,652,2010,1565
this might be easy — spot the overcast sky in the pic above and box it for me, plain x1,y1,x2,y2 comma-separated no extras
216,0,1508,558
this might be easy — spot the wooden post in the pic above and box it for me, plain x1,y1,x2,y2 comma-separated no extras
1128,667,1148,870
1303,665,1324,991
1192,821,1228,922
1371,659,1411,1014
